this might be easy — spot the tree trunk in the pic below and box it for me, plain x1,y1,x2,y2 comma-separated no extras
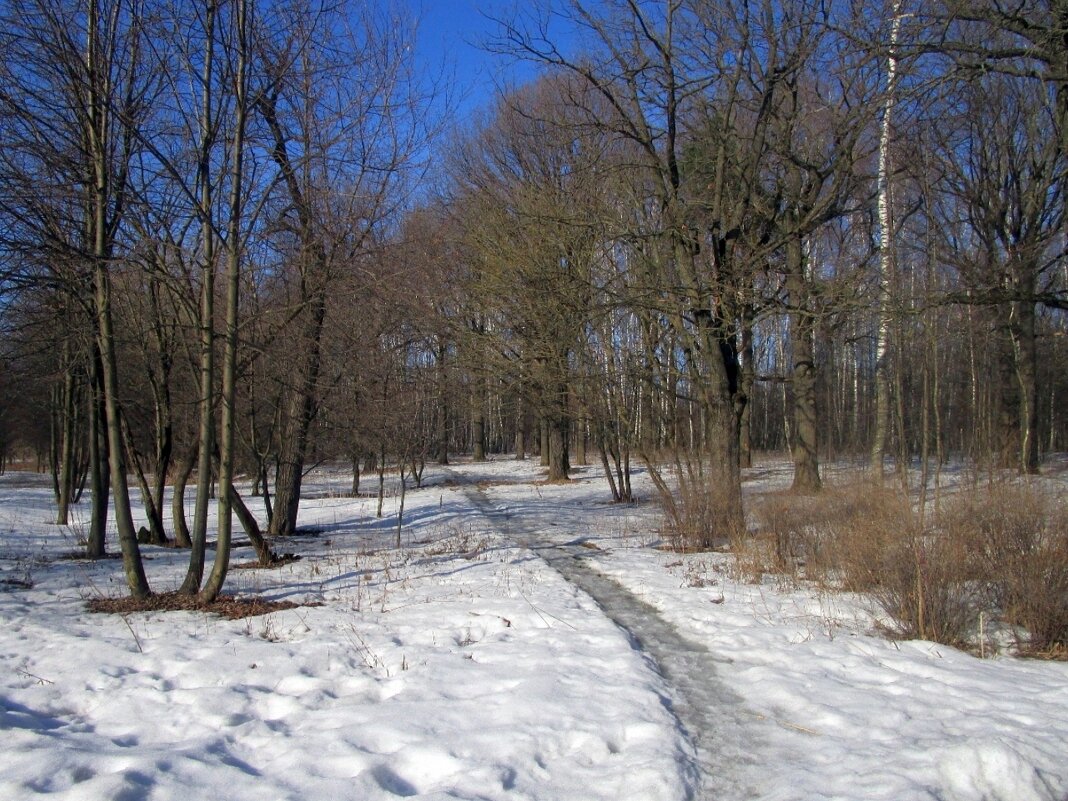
990,307,1018,471
706,392,744,536
260,459,273,522
597,431,622,502
55,348,78,525
229,484,276,567
86,353,109,559
547,417,570,481
258,68,341,541
201,0,248,603
376,444,386,518
574,417,587,466
140,264,175,547
123,414,169,546
395,468,407,548
183,0,218,593
171,446,194,548
471,382,486,462
181,224,214,585
871,0,904,480
1010,293,1040,474
435,340,449,464
739,308,755,469
270,379,314,535
88,0,148,597
269,283,327,538
639,317,659,451
695,315,744,541
539,417,550,466
95,266,148,595
788,238,821,493
149,388,173,543
51,372,61,497
546,378,571,481
72,440,89,504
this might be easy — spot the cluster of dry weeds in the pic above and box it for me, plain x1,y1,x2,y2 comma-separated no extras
667,477,1068,658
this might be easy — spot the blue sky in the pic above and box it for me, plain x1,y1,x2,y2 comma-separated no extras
405,0,573,118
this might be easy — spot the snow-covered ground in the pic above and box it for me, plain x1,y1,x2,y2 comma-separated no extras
1,457,1066,801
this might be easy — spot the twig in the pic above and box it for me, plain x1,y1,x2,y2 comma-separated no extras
119,613,144,654
15,668,54,685
746,710,820,736
518,588,576,630
778,719,821,736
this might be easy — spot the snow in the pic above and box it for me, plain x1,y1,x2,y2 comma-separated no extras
2,457,1067,801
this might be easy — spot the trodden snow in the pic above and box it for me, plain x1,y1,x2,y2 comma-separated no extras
1,457,1066,801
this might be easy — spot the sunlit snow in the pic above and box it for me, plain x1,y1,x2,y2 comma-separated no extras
1,457,1065,800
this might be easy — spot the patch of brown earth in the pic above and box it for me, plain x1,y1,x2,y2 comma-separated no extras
87,591,300,619
231,553,302,570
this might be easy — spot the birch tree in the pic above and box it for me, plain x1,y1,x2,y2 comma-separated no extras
871,0,906,479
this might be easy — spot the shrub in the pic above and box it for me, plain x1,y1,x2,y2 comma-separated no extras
648,455,745,552
750,480,1068,656
942,485,1068,657
751,491,829,577
754,483,979,648
863,527,979,647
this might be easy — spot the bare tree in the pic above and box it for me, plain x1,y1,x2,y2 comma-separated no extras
257,0,428,537
930,1,1068,159
0,0,160,594
871,0,907,478
200,0,250,602
449,76,609,481
934,75,1065,473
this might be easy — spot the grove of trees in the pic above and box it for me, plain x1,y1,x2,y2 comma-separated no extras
1,0,1065,598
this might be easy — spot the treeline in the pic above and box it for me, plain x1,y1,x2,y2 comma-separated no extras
1,0,1066,599
428,0,1068,535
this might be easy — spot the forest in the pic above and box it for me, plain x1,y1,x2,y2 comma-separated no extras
1,0,1066,609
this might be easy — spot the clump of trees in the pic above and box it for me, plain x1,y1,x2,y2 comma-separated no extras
443,0,1066,543
0,0,434,600
1,0,1065,601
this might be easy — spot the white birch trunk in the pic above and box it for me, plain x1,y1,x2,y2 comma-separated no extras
871,0,905,478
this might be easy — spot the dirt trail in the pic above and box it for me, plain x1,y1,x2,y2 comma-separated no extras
455,476,762,801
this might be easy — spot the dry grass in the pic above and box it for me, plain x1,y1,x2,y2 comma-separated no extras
645,449,747,552
747,481,1068,657
940,485,1068,656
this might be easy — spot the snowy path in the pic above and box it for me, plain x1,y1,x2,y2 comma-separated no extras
454,474,763,801
5,459,1067,800
1,467,699,801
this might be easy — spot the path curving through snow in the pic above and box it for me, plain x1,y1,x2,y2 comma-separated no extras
454,474,763,801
